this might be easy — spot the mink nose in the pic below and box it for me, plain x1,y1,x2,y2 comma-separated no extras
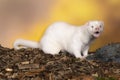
95,27,99,30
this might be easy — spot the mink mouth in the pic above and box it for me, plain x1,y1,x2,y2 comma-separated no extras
94,31,100,34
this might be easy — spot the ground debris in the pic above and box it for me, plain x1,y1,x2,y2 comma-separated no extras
0,44,120,80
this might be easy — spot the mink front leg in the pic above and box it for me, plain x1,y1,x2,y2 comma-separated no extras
72,46,84,59
82,46,89,59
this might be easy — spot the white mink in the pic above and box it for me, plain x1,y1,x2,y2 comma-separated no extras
14,21,104,59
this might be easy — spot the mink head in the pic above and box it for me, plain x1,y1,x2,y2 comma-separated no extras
86,21,104,38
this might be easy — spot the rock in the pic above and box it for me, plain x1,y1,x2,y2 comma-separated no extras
87,43,120,63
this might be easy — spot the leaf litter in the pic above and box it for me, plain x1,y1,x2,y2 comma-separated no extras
0,43,120,80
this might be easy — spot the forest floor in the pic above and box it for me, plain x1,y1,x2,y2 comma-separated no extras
0,43,120,80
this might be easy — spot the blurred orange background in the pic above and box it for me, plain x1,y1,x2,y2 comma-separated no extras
0,0,120,51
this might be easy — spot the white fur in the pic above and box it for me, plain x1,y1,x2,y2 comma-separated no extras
14,21,104,59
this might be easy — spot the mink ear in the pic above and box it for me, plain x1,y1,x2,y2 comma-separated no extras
86,21,90,26
100,21,104,26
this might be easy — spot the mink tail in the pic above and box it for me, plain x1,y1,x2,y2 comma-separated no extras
14,39,40,50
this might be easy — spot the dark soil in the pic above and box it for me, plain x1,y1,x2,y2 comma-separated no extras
0,43,120,80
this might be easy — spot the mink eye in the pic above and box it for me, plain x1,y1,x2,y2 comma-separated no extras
100,25,102,28
91,26,94,28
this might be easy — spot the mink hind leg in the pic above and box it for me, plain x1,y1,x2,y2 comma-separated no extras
40,41,61,55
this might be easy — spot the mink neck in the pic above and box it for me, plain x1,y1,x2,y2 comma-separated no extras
84,26,96,41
